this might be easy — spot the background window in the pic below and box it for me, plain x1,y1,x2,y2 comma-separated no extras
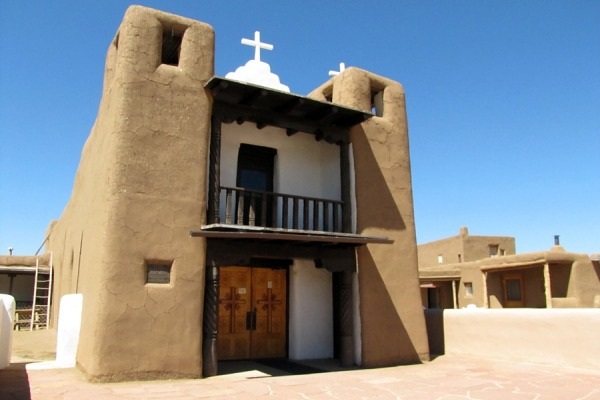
464,282,473,297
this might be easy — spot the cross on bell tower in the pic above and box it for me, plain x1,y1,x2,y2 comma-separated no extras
329,62,346,77
241,31,273,62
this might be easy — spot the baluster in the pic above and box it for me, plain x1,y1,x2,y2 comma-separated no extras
261,192,267,227
292,198,299,229
249,192,256,226
303,199,309,230
313,200,319,231
236,190,244,225
323,201,330,231
272,194,278,228
333,202,339,232
282,196,289,229
225,189,233,224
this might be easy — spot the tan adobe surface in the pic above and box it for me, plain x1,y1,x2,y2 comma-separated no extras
42,5,428,381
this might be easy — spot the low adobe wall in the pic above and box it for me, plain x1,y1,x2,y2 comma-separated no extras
425,308,600,370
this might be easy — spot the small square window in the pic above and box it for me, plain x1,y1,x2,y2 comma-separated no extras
489,244,499,257
146,262,172,284
161,29,183,66
371,91,384,117
464,282,473,297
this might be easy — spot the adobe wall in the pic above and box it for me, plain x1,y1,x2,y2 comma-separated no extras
418,229,516,267
418,236,463,266
568,258,600,307
462,235,515,261
455,264,483,307
429,308,600,370
310,68,429,366
46,6,213,381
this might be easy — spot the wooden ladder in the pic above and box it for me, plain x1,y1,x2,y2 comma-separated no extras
30,252,53,330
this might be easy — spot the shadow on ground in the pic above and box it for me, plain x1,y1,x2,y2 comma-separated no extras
0,362,32,400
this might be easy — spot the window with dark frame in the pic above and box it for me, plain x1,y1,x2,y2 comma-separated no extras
161,28,184,66
236,144,277,227
146,262,172,284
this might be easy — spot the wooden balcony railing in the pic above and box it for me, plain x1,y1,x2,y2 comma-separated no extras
218,186,346,233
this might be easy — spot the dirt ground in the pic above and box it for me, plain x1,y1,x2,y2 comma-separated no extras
10,329,57,361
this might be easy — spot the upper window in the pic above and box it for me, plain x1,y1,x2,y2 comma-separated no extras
236,144,277,226
161,28,184,66
488,244,499,257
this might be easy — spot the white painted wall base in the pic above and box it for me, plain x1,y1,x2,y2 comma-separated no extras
289,260,333,360
27,294,83,370
0,294,15,369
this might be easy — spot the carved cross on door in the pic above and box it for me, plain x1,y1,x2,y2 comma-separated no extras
220,287,246,333
257,288,282,332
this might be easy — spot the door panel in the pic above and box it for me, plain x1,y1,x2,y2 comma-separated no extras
503,273,525,307
218,266,287,360
218,267,251,360
251,268,287,358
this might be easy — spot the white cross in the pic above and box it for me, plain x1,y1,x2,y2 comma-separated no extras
241,31,273,62
329,62,346,77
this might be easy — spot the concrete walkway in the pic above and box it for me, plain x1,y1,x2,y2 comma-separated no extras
2,330,600,399
2,354,600,399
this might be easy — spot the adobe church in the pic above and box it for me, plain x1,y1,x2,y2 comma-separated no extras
44,5,428,381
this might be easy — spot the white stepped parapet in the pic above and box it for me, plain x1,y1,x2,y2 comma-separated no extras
226,31,290,92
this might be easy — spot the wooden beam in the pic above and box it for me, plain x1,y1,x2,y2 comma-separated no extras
544,262,553,308
213,102,349,144
207,114,222,224
202,264,219,377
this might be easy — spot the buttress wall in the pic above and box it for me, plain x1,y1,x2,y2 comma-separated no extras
310,68,429,366
47,6,214,381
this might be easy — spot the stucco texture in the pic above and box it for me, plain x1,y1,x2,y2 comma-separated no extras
311,68,429,366
46,6,214,381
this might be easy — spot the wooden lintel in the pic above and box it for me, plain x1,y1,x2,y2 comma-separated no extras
209,80,229,97
213,102,349,143
275,97,305,113
240,89,268,106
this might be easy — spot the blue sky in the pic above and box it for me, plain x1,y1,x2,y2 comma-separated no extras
0,1,598,255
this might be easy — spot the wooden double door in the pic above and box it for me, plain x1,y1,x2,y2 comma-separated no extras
218,266,287,360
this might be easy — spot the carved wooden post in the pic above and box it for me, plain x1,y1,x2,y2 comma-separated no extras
340,140,352,233
339,269,355,367
202,264,219,377
543,262,553,309
207,114,222,224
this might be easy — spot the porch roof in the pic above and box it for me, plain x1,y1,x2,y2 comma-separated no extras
479,251,579,272
205,76,373,144
419,267,461,280
0,265,50,274
191,224,392,248
0,254,51,273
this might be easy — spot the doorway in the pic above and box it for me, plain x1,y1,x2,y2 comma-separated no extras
503,273,524,307
218,266,287,360
236,144,276,227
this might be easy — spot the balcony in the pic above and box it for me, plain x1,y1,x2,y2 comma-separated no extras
214,186,348,234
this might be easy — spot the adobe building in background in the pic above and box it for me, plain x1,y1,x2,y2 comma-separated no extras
419,228,600,309
44,6,428,382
